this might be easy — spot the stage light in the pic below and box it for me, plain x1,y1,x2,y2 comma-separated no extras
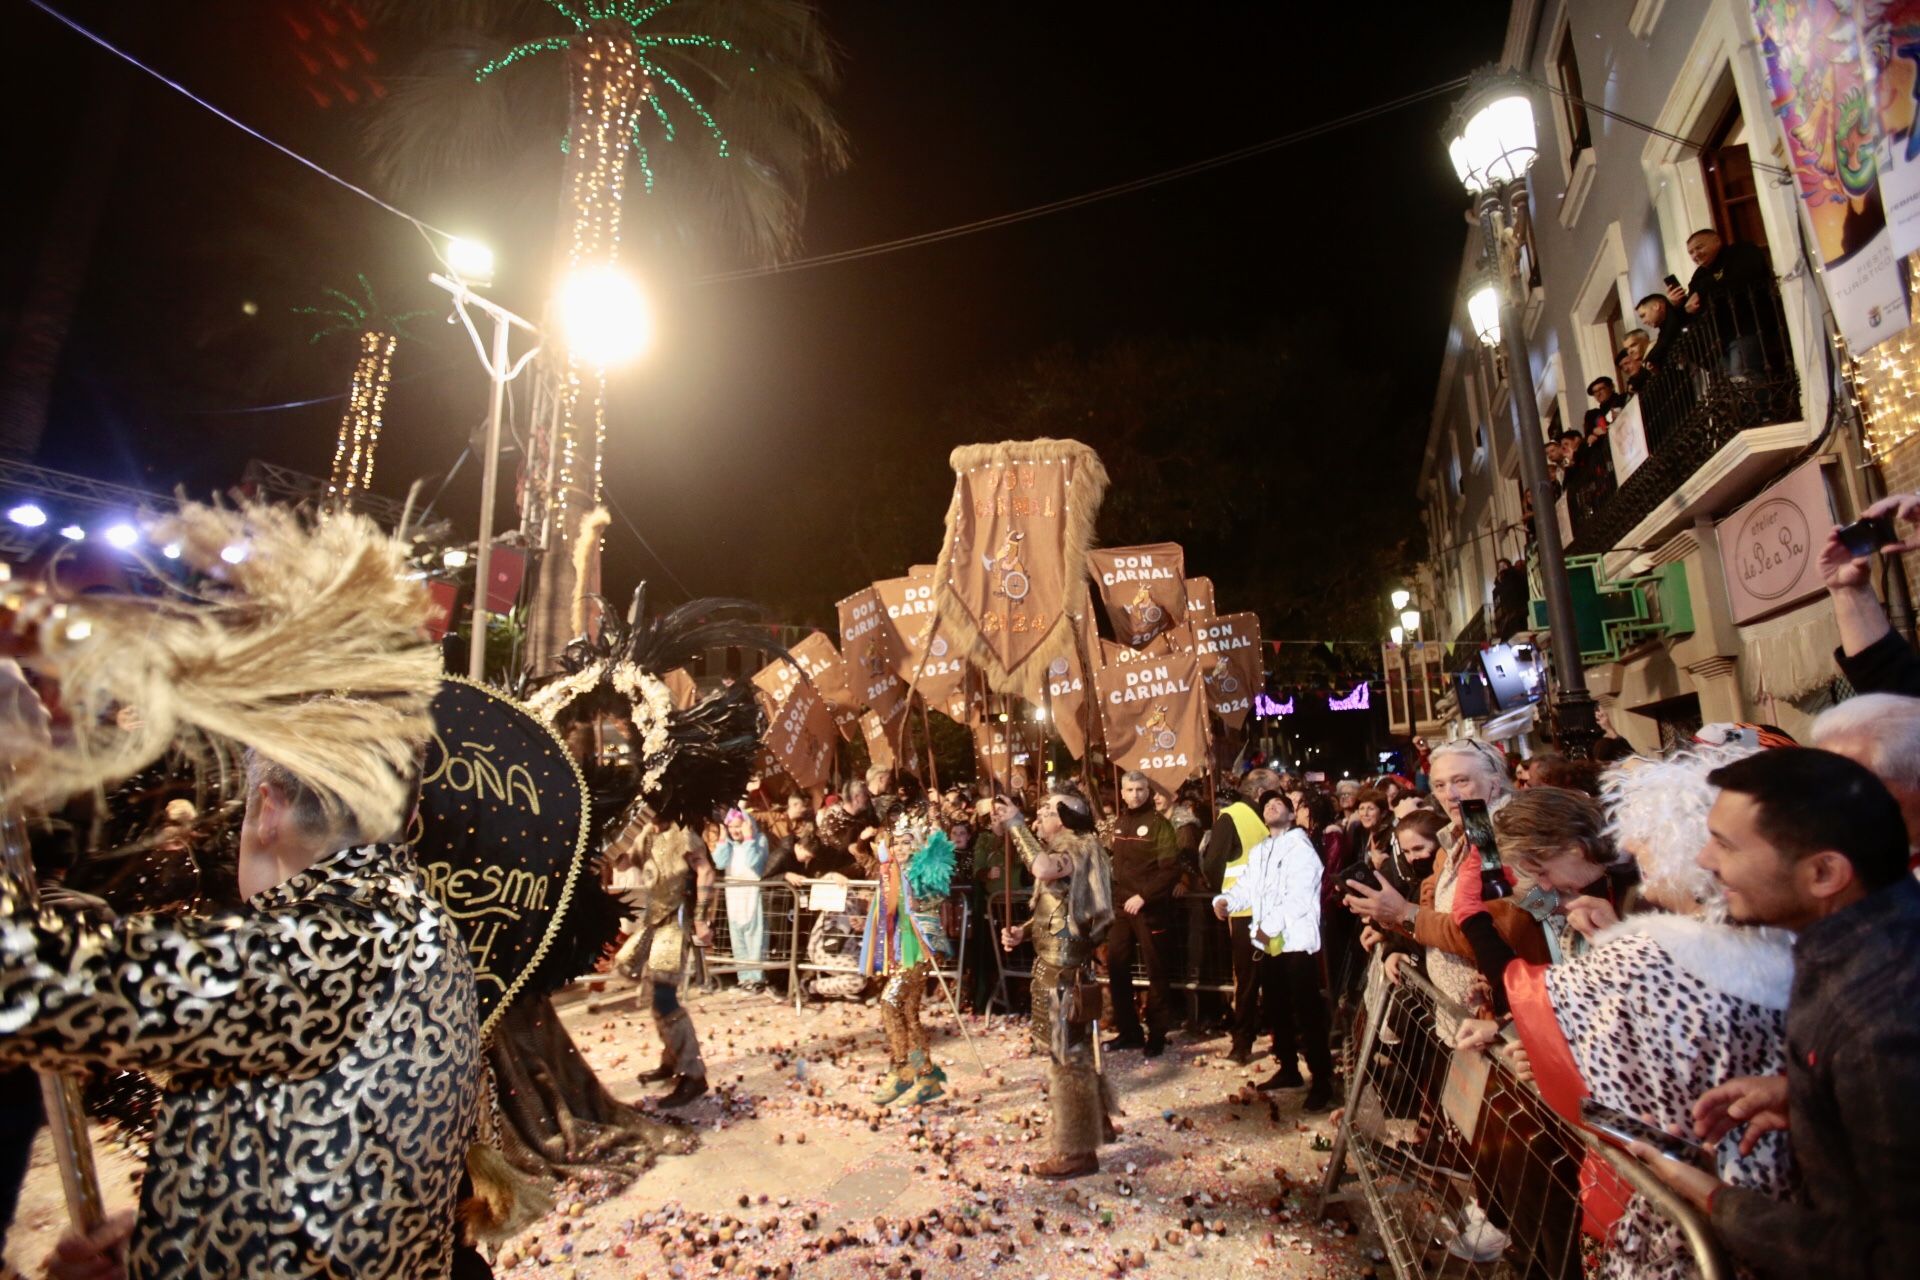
58,525,85,541
557,264,653,369
8,504,47,528
103,523,138,550
442,548,470,569
161,543,182,560
220,544,249,565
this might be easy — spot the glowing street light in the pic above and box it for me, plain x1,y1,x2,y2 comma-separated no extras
1390,588,1412,611
8,503,47,528
1466,283,1502,347
1400,609,1421,633
1390,625,1406,646
446,237,496,286
557,264,653,369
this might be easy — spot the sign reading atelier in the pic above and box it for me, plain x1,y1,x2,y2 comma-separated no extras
931,438,1110,695
414,678,592,1038
1093,650,1210,797
1089,543,1188,647
1195,611,1263,730
751,660,837,790
839,586,908,720
789,631,860,741
872,575,966,705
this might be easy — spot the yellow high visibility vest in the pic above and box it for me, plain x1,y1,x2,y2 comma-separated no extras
1217,801,1268,921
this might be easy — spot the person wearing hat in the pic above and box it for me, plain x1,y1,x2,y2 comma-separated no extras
996,791,1117,1178
859,813,958,1107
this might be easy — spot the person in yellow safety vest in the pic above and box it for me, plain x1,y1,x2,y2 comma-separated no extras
1200,768,1282,1064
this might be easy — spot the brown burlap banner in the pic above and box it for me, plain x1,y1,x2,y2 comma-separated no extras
860,709,897,771
1184,577,1216,621
1029,642,1091,760
1088,542,1188,648
1099,631,1177,669
873,575,967,706
839,586,907,721
972,717,1025,794
932,439,1109,696
1195,611,1263,731
1093,650,1209,797
761,677,837,790
661,667,700,710
789,631,860,741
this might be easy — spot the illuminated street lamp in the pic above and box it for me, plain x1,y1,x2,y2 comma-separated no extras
1390,625,1405,646
1445,70,1597,756
557,264,653,369
1390,588,1412,611
1399,609,1421,633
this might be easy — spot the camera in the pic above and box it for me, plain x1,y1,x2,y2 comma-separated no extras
1837,513,1899,560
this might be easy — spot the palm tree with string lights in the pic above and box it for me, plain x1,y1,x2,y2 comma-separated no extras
359,0,844,1187
364,0,846,667
295,274,433,505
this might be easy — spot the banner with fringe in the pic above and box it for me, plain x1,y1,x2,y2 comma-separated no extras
931,438,1110,696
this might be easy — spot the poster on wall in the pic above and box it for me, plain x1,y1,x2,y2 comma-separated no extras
1862,2,1920,256
1715,454,1835,624
1751,0,1910,351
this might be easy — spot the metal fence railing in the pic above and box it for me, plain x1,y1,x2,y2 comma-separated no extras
978,890,1239,1018
1318,957,1734,1280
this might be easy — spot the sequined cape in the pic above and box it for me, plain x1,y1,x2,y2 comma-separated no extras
0,842,481,1279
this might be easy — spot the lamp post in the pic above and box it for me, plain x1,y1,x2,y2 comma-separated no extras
430,257,542,682
1445,72,1598,758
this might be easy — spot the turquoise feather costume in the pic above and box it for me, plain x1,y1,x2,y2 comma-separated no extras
858,828,956,975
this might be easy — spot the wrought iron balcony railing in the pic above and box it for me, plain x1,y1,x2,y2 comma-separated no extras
1564,281,1800,557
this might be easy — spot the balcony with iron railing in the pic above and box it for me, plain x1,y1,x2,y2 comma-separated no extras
1562,280,1802,559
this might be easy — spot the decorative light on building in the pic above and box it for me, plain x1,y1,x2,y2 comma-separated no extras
1845,257,1920,460
1328,681,1372,712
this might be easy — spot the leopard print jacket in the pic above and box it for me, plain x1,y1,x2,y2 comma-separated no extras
0,842,480,1278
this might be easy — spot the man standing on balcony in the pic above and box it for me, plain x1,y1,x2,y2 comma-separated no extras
1678,228,1779,377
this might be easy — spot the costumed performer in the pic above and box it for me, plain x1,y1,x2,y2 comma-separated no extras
711,808,771,989
860,810,957,1107
612,806,718,1109
995,791,1117,1179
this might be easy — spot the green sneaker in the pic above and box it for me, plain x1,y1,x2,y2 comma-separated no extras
903,1065,948,1106
871,1069,914,1106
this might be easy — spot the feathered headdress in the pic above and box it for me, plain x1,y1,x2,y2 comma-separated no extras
522,585,774,831
4,500,439,836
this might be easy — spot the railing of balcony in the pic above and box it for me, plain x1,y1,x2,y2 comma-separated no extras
1565,280,1800,557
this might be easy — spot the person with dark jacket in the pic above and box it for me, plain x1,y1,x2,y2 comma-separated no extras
1632,748,1920,1280
1678,229,1782,377
1103,772,1183,1056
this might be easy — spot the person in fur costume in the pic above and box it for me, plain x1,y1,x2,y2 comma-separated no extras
858,811,957,1107
995,792,1117,1180
1457,744,1795,1280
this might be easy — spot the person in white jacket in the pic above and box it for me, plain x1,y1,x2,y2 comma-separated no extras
1212,790,1338,1108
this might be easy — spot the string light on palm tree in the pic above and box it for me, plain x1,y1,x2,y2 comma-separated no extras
296,274,430,503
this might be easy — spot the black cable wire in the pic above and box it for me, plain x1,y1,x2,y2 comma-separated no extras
605,492,695,599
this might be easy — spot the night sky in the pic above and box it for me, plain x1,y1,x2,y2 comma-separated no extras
3,0,1512,630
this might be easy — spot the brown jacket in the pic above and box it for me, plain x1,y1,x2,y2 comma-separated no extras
1410,841,1551,965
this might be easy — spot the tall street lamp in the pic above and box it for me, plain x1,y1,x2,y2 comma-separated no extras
432,249,543,682
1445,72,1598,758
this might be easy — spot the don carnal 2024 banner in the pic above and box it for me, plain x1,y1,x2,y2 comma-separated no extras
414,678,592,1038
1089,543,1188,647
1194,611,1263,731
873,574,967,706
1184,577,1216,622
931,438,1110,696
751,658,838,790
789,630,860,741
838,587,907,721
1092,650,1210,797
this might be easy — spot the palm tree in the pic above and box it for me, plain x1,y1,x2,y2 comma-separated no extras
364,0,846,668
294,275,431,503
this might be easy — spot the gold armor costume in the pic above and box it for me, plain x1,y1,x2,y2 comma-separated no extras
1009,820,1117,1164
611,821,714,1084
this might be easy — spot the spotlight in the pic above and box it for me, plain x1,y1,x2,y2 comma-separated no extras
446,237,496,286
103,523,138,550
442,548,470,570
557,264,653,368
7,504,47,528
220,544,249,565
161,543,182,560
58,525,86,541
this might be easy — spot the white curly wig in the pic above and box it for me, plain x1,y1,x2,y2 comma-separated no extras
1600,741,1759,916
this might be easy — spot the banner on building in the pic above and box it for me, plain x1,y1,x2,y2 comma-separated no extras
1751,0,1909,351
839,586,907,721
1716,454,1836,624
1194,611,1263,730
789,630,861,741
873,574,967,705
931,438,1110,696
1093,650,1210,796
1184,576,1216,621
1088,542,1188,647
1863,2,1920,257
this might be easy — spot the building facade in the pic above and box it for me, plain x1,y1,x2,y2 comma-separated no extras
1400,0,1894,752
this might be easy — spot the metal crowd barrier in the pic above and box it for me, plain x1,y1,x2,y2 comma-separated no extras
983,889,1237,1018
1318,957,1733,1280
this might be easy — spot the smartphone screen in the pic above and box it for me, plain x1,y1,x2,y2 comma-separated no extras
1458,797,1500,868
1579,1098,1711,1167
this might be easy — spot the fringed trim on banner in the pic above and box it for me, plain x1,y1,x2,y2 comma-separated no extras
934,438,1110,696
1739,604,1841,703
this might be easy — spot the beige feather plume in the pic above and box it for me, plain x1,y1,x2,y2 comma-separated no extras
6,501,440,836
